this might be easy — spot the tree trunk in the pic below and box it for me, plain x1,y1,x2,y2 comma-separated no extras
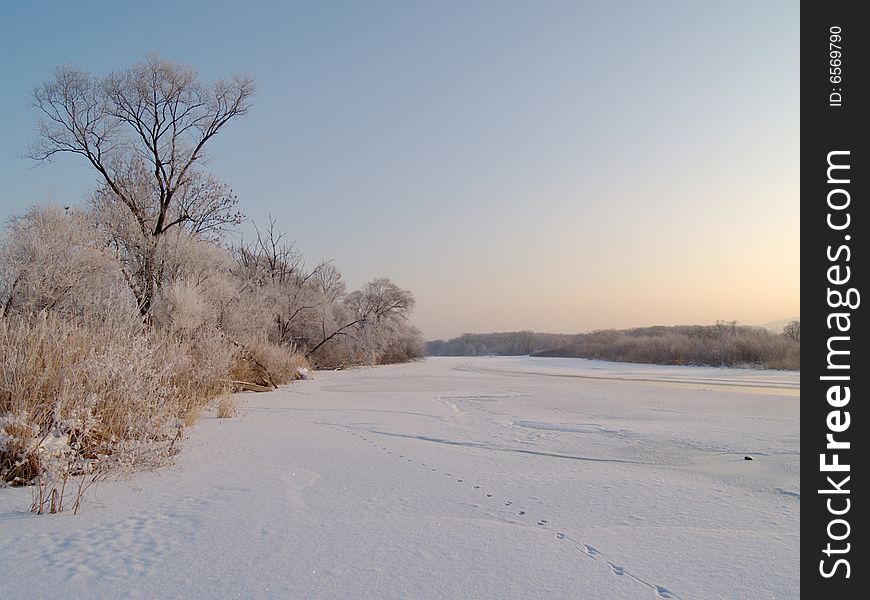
138,235,160,317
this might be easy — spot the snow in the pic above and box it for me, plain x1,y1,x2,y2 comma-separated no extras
0,356,799,599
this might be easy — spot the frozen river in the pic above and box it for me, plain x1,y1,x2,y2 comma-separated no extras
0,356,800,599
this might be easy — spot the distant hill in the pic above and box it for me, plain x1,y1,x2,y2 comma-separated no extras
760,317,800,333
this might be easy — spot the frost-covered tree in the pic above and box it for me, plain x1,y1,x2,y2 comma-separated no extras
231,217,330,347
0,205,127,317
306,278,415,362
29,54,253,314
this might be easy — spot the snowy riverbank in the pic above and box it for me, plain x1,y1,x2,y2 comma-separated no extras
0,356,799,599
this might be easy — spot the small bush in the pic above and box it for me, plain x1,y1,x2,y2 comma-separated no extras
216,395,239,419
159,331,236,425
230,336,310,388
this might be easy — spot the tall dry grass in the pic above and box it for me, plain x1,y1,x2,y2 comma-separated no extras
1,312,175,489
0,309,309,497
229,335,310,389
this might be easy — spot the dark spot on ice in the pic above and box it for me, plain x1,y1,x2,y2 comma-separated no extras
744,455,754,461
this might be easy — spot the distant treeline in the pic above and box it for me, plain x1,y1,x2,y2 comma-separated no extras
427,321,800,370
426,331,576,357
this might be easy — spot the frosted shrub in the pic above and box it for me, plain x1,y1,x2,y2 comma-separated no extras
0,412,42,485
152,278,216,334
229,335,311,389
0,205,125,318
160,329,236,424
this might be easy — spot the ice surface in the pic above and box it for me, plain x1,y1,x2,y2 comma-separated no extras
0,356,799,599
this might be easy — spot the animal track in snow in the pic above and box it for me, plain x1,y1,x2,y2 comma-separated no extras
341,425,684,599
552,534,684,599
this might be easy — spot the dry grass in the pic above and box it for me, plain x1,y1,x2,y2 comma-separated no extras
229,336,310,389
216,395,239,419
0,310,308,497
1,312,177,486
161,332,235,425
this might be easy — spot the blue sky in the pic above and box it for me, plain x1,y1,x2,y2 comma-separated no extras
0,1,799,338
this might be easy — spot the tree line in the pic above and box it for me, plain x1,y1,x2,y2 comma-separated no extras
427,321,800,370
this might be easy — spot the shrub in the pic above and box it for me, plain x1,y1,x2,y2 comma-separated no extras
229,336,310,388
216,395,239,419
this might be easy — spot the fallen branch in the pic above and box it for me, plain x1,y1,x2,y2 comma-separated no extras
226,380,273,393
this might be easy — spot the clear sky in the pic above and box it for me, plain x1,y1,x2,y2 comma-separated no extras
0,1,799,339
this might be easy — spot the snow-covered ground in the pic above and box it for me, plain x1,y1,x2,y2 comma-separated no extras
0,356,799,599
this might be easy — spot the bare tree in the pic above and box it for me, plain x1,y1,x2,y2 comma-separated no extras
230,216,329,346
234,216,304,286
713,320,739,337
782,320,800,343
29,54,253,314
312,261,346,303
306,278,415,360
